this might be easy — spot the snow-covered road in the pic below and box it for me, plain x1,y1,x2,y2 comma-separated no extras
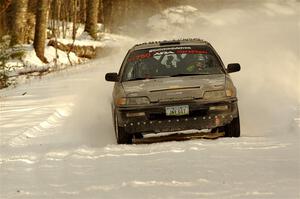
1,1,299,198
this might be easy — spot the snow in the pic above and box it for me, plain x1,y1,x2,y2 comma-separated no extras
1,1,300,199
263,2,296,16
22,45,79,68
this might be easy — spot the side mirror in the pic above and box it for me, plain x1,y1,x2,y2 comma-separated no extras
105,72,119,82
227,63,241,73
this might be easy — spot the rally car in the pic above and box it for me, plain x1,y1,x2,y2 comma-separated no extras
105,39,241,144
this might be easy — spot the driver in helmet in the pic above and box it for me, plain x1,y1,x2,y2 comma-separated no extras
186,55,206,72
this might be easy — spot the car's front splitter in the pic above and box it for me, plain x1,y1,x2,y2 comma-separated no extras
122,113,236,134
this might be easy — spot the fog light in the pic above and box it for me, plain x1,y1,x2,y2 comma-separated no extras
209,105,228,111
126,112,145,117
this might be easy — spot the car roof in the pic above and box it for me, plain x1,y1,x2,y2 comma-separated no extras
131,38,212,51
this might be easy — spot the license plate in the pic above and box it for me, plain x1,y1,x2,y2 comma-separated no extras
166,105,189,116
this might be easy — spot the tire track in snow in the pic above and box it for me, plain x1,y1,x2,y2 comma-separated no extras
7,103,74,147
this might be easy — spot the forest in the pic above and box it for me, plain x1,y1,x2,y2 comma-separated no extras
0,0,184,37
0,0,182,88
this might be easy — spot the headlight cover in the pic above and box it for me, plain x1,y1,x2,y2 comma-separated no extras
127,97,150,105
116,97,150,105
225,78,236,97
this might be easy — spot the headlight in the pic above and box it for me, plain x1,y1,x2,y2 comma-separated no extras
127,97,150,105
203,90,226,99
225,79,236,97
116,97,150,105
209,105,228,111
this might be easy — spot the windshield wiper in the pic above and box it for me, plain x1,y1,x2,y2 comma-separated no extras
171,73,209,77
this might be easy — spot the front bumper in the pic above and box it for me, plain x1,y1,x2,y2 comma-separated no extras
115,98,238,134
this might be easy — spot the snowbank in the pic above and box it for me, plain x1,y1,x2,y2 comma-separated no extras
3,33,135,87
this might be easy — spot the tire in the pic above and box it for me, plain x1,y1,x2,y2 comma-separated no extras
114,113,132,144
224,116,240,137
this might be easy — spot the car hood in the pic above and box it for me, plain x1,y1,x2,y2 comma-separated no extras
121,74,226,102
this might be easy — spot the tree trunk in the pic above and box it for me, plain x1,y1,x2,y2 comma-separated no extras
103,0,112,33
79,0,86,23
61,1,66,38
84,0,99,39
48,40,96,59
33,0,49,63
9,0,28,46
72,0,78,40
98,0,103,24
0,9,9,37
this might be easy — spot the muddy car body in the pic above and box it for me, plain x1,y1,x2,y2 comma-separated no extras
106,39,241,144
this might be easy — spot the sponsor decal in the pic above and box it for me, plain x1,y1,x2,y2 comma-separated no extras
176,50,208,54
153,51,174,55
149,46,191,53
128,48,209,62
128,53,151,62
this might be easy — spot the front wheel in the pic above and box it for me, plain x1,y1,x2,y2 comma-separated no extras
114,114,132,144
224,116,240,137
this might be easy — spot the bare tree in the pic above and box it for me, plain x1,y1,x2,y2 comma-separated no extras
33,0,50,63
49,0,61,68
67,0,78,66
72,0,78,40
85,0,99,39
9,0,28,46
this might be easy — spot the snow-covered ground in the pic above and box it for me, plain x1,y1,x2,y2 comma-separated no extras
0,1,299,199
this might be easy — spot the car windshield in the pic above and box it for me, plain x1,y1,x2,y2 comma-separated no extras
122,46,224,81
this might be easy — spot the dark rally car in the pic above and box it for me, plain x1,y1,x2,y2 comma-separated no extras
105,39,241,144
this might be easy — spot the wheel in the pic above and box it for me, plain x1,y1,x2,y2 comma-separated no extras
134,133,143,139
114,113,132,144
224,116,240,137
